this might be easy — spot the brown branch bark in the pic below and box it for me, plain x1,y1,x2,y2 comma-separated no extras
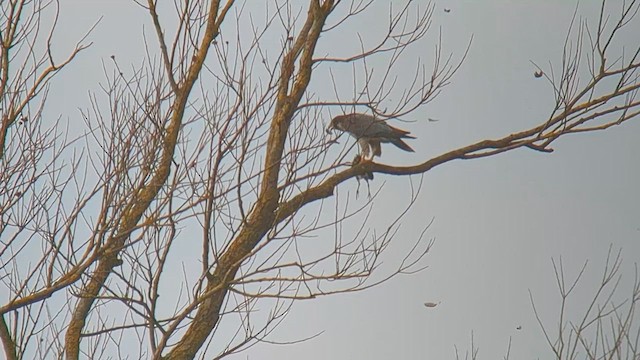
63,2,232,359
160,1,335,359
0,315,17,360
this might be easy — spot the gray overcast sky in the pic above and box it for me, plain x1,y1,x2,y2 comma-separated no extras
47,1,640,359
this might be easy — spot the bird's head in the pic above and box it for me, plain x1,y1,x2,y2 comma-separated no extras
326,115,348,134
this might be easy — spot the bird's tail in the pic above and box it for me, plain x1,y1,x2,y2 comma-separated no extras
391,138,415,152
389,125,416,139
388,125,415,152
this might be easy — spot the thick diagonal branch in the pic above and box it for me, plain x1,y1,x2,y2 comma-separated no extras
160,1,335,359
63,2,230,359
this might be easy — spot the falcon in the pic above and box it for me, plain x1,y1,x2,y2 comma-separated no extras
326,113,415,160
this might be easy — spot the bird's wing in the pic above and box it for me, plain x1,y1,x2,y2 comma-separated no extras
343,114,414,143
343,114,377,137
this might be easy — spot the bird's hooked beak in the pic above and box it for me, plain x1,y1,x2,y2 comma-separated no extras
326,123,335,134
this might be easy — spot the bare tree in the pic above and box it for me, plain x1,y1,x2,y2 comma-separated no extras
456,248,640,360
530,248,640,360
0,1,638,359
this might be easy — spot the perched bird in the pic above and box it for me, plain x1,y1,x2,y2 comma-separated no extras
326,113,415,160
